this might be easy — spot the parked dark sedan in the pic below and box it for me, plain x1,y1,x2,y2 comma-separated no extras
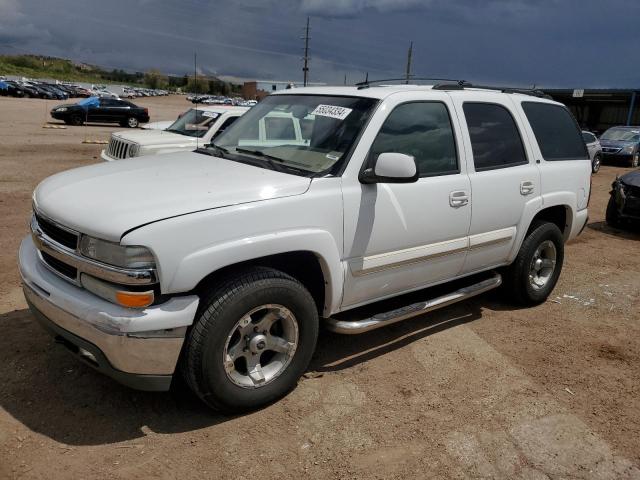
606,170,640,228
599,126,640,167
50,97,150,127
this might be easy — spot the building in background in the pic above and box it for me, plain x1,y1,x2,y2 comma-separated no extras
544,88,639,135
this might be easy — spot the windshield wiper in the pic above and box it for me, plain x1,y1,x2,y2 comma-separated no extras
199,143,229,157
233,147,287,172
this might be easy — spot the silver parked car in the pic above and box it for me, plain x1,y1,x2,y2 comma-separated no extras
582,130,602,173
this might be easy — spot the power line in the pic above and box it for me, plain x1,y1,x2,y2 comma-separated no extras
405,41,413,84
302,17,310,86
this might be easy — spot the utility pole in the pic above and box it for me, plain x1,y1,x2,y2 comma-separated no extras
405,41,413,84
302,17,310,86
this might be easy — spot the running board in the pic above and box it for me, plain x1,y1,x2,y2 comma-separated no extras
325,273,502,334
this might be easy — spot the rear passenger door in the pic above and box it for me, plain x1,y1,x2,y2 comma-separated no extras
450,92,542,274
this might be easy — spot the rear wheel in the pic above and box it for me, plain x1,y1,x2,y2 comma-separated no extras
182,267,319,412
503,221,564,306
70,114,83,126
592,153,601,173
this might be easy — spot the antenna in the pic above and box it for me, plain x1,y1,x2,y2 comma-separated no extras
405,41,413,84
302,17,310,86
194,51,198,149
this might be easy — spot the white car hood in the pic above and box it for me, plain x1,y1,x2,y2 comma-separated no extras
114,129,199,147
34,152,312,242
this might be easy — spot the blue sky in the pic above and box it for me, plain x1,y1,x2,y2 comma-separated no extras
1,0,638,87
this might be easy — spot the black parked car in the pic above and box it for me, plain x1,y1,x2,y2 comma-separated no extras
606,170,640,228
3,81,27,97
50,97,150,127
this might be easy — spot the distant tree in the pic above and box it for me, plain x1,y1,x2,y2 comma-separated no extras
186,76,209,93
145,69,168,89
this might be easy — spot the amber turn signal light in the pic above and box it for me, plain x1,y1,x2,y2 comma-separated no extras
115,290,154,308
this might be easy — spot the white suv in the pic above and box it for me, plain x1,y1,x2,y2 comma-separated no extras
20,83,591,411
101,106,249,161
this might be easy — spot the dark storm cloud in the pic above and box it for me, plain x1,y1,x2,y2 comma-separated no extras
0,0,638,87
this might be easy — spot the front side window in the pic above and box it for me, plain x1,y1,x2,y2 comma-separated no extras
522,102,588,160
369,102,458,177
463,103,528,171
212,94,378,175
166,109,221,138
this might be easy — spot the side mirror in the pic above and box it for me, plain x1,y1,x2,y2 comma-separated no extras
360,152,419,184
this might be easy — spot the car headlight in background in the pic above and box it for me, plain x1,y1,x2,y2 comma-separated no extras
621,145,636,154
56,107,67,112
78,235,155,269
128,143,140,157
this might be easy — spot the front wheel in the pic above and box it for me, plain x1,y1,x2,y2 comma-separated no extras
606,195,622,228
503,221,564,306
182,267,319,412
126,116,139,128
631,153,639,168
592,153,601,173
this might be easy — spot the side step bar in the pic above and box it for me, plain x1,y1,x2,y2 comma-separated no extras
325,273,502,335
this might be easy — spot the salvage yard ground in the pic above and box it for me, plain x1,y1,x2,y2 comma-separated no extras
0,95,639,479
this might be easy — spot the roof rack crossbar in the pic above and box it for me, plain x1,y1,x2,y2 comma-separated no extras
432,82,551,99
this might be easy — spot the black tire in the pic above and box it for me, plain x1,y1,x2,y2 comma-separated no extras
70,114,83,126
503,221,564,306
592,153,601,173
125,116,139,128
182,267,319,412
606,195,622,228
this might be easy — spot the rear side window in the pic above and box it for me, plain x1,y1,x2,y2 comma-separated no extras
581,131,596,144
463,103,528,171
522,102,588,160
369,102,458,177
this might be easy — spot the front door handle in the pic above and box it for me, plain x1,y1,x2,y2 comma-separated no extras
520,181,534,196
449,191,469,208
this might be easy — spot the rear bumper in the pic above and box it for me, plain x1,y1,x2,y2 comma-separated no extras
19,236,199,391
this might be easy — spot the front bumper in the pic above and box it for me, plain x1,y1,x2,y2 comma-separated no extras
100,149,115,162
19,236,199,391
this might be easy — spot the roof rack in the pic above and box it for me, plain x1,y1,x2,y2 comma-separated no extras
433,82,551,99
355,77,467,89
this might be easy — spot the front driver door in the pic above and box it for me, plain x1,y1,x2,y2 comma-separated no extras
341,94,472,308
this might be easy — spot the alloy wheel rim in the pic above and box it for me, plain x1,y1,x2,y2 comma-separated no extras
222,304,299,389
128,118,138,127
528,240,557,290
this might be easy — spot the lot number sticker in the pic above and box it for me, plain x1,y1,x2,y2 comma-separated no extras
311,105,352,120
201,111,220,118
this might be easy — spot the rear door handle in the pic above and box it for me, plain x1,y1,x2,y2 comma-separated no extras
520,181,534,196
449,191,469,207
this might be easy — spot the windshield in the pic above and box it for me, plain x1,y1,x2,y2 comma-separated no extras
601,128,640,143
209,94,378,175
167,108,221,138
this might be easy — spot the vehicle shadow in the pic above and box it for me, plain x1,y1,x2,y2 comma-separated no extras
588,221,640,240
0,294,494,446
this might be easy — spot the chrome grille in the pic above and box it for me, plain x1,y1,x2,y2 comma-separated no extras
106,137,134,159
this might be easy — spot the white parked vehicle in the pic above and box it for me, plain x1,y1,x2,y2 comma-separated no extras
582,130,602,173
20,83,591,412
101,106,248,161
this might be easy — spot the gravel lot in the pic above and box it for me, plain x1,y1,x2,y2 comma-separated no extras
0,95,639,479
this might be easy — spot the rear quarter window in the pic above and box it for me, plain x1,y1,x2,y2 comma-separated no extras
522,102,588,161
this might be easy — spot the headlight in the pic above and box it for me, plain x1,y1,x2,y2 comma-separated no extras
78,235,155,269
56,107,67,112
128,143,140,157
622,145,635,154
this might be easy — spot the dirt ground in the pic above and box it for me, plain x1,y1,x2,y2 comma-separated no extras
0,95,639,480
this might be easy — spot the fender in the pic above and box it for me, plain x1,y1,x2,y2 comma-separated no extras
167,228,343,315
508,191,577,262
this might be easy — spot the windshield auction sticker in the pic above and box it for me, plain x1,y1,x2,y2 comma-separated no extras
201,111,220,118
311,105,352,120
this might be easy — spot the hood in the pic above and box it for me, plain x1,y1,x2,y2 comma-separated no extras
142,120,174,130
620,169,640,187
113,129,198,148
600,139,637,148
34,152,312,242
